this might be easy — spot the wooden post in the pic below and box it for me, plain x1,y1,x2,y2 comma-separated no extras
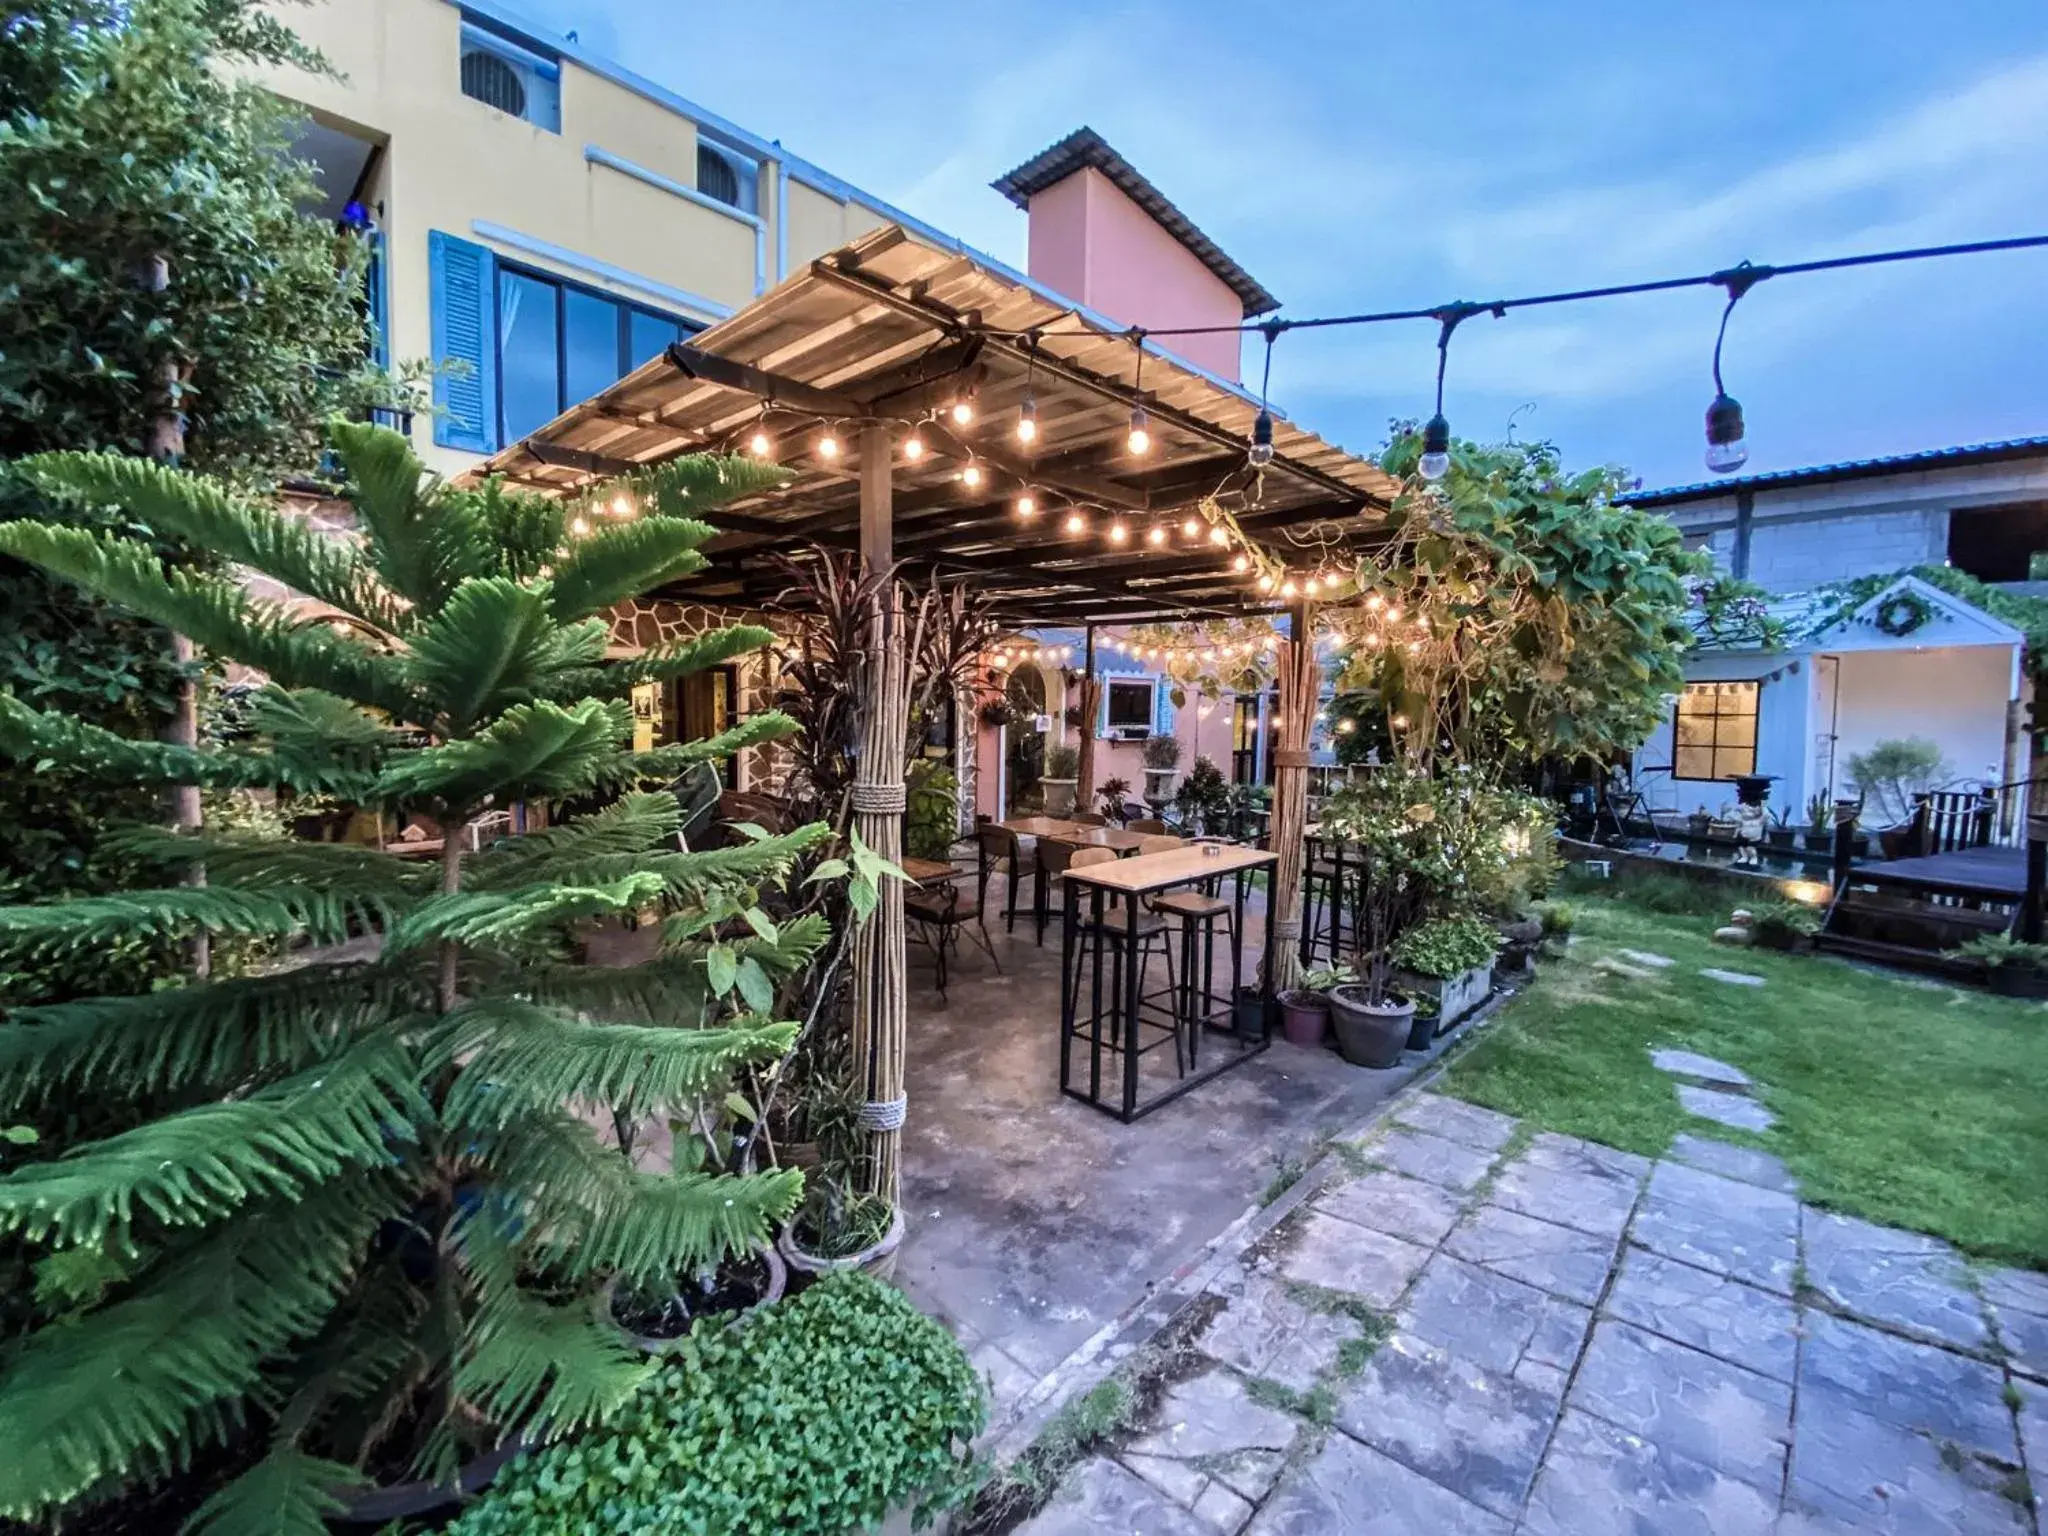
849,424,909,1206
1265,602,1317,994
2025,811,2047,943
1075,624,1099,815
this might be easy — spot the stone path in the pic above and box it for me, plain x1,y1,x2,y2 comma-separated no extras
1017,1091,2043,1535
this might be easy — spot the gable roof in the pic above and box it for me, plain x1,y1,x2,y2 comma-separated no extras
1692,575,2023,655
1619,436,2048,509
991,128,1280,319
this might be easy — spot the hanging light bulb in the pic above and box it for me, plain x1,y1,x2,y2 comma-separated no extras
1108,519,1130,545
950,388,975,425
1017,393,1038,444
1063,510,1086,535
1408,639,1424,654
1418,413,1451,482
569,515,591,538
1280,577,1299,599
1016,493,1037,518
1386,605,1403,624
1147,524,1168,547
1209,525,1230,547
610,493,634,518
1128,405,1151,456
1248,408,1275,467
1365,631,1383,650
903,433,925,461
1366,593,1385,612
1232,553,1250,573
1705,392,1748,474
1304,575,1322,595
1391,713,1408,730
1256,574,1275,593
817,432,840,460
749,429,774,459
962,464,983,488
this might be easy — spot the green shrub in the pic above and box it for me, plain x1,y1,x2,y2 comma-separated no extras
1536,901,1575,939
1392,915,1500,979
1559,863,1726,917
1043,742,1080,779
905,760,959,861
1750,899,1821,944
1956,934,2048,972
451,1273,985,1535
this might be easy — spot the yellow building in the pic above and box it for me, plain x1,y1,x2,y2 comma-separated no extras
259,0,906,474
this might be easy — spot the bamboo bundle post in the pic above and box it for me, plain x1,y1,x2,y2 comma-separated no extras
1265,613,1319,994
1075,672,1101,810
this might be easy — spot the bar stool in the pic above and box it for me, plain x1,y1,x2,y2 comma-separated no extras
1300,833,1360,967
1034,835,1086,946
1140,835,1239,1049
978,823,1027,934
1064,846,1185,1073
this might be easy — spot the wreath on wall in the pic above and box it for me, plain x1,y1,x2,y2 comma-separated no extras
1874,591,1934,637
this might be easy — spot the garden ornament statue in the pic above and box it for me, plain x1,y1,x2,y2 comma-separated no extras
1729,799,1768,867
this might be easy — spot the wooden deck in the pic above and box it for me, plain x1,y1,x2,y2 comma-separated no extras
1850,845,2028,901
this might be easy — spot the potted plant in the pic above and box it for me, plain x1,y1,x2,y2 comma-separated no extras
1686,805,1713,840
1040,741,1080,816
1765,806,1798,851
1277,965,1350,1048
1537,900,1574,956
1802,793,1833,852
1749,898,1822,953
1956,934,2048,998
1141,732,1183,803
1391,913,1500,1042
1174,754,1231,836
780,1178,906,1281
1317,771,1438,1068
1098,775,1133,821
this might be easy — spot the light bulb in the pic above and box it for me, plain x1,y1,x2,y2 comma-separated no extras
1366,632,1383,649
1109,520,1129,544
1366,593,1384,612
951,395,975,426
1386,606,1402,623
1256,575,1274,593
1232,553,1250,573
817,433,840,459
1063,511,1086,535
1209,525,1229,546
1304,576,1321,595
1016,494,1036,517
1017,394,1038,443
1280,578,1299,598
1128,406,1151,455
569,515,590,537
1391,713,1408,729
1181,516,1200,540
1705,391,1748,474
903,434,924,461
749,430,773,458
962,464,983,487
1147,525,1167,547
1248,408,1275,466
1408,640,1423,653
610,493,633,518
1418,412,1451,482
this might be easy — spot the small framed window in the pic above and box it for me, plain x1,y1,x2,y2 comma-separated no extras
1105,679,1155,731
696,141,759,215
1672,681,1758,780
493,262,700,442
458,20,561,132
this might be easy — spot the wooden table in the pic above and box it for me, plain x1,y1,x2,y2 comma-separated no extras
901,856,968,886
1060,842,1279,1122
1050,826,1150,855
997,816,1085,839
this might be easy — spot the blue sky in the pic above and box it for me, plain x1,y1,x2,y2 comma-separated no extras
508,0,2047,491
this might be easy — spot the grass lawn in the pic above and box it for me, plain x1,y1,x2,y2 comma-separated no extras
1438,887,2048,1268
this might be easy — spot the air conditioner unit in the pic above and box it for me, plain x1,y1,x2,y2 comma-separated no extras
459,26,562,131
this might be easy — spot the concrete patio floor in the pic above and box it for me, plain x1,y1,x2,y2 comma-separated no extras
890,879,1438,1422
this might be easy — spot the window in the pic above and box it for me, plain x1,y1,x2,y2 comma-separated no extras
495,263,695,442
459,19,561,132
696,141,759,215
1105,679,1155,732
1673,681,1758,780
1947,501,2048,583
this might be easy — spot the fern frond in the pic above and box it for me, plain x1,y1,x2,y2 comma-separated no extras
472,477,567,580
0,1034,427,1246
590,710,799,792
107,827,434,903
17,451,405,635
465,792,680,890
0,522,425,723
0,962,423,1110
437,999,795,1127
0,885,366,962
387,871,667,955
402,577,556,732
497,914,827,1024
453,1212,651,1436
544,517,712,623
184,1445,368,1536
327,419,492,615
492,1111,804,1287
0,693,372,795
373,698,630,807
0,1179,393,1522
243,686,397,771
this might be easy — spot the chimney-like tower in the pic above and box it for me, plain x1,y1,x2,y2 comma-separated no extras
991,128,1277,383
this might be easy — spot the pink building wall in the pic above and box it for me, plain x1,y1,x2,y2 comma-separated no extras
1024,167,1246,382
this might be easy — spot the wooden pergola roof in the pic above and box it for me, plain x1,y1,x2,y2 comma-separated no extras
471,224,1403,626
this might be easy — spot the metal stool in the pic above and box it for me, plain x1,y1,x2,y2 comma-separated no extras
1064,846,1185,1073
1138,835,1240,1058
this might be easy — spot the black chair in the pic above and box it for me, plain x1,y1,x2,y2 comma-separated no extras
978,824,1027,933
906,866,1002,1002
1137,835,1240,1048
1063,846,1185,1072
669,761,723,849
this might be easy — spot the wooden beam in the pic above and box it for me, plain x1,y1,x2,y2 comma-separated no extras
666,341,866,418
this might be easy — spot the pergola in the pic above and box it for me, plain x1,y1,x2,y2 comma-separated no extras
471,224,1405,1195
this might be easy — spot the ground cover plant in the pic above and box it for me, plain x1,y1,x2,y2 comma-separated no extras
1440,893,2048,1265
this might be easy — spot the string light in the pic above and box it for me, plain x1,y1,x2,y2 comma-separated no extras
1705,262,1766,473
1232,553,1250,573
1256,574,1275,593
817,432,840,459
1304,575,1322,595
569,515,591,537
1408,639,1424,653
961,464,983,487
1280,578,1299,598
1145,524,1168,548
610,493,633,518
1209,525,1230,546
1109,519,1130,544
1017,394,1038,443
950,386,975,426
1063,510,1087,535
1419,302,1500,482
1366,593,1385,612
1178,516,1200,540
1128,405,1151,456
902,433,925,461
748,429,773,459
1016,493,1037,517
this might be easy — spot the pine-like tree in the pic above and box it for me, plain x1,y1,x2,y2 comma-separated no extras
0,423,830,1532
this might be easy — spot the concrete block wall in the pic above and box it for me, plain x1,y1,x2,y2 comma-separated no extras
1743,507,1947,591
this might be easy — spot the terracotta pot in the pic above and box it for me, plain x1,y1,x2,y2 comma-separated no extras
1276,990,1330,1048
779,1203,906,1282
1327,986,1414,1069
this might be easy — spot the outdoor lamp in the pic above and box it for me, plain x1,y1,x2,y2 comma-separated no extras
1418,413,1452,482
1128,405,1152,456
817,432,840,459
1017,393,1038,443
1418,301,1499,483
1015,493,1036,517
748,429,773,458
1232,553,1250,573
1109,519,1130,544
1248,408,1275,467
1705,391,1748,474
902,433,925,461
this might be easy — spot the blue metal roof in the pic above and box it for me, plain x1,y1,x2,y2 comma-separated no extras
1619,437,2048,508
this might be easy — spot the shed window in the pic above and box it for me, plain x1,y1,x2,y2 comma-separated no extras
1673,681,1758,780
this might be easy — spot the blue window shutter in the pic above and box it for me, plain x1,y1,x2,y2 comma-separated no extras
1153,677,1176,737
429,231,499,453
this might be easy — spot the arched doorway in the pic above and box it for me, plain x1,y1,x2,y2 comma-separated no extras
1000,665,1049,816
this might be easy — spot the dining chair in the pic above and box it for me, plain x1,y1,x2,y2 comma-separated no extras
977,823,1027,933
1069,812,1110,827
1127,818,1170,836
905,859,1002,1002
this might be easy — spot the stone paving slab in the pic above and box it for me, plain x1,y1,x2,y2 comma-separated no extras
1651,1048,1752,1086
1519,1408,1778,1536
1398,1253,1590,1379
1244,1430,1511,1535
1668,1132,1797,1193
1785,1395,2030,1534
1982,1266,2048,1380
1601,1245,1799,1382
1194,1272,1354,1392
1367,1125,1495,1192
1017,1455,1220,1535
1802,1208,1989,1353
1618,948,1675,969
1488,1152,1640,1239
1312,1168,1464,1248
1520,1130,1653,1185
1676,1082,1777,1132
1333,1332,1559,1519
1276,1209,1431,1308
1700,967,1767,986
1392,1091,1520,1153
1445,1202,1620,1305
1630,1160,1799,1294
2016,1379,2048,1521
1567,1318,1791,1492
1797,1310,2017,1460
1122,1368,1299,1510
